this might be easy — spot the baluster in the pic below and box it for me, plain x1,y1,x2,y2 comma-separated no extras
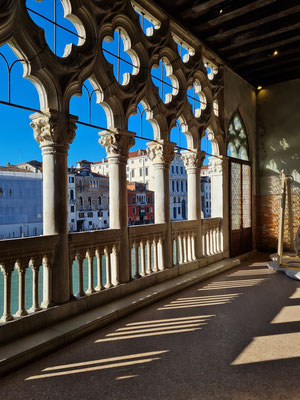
41,255,53,308
183,234,188,263
220,226,224,252
29,258,41,313
214,228,218,254
86,249,95,294
202,231,206,256
153,238,159,272
206,231,210,256
191,233,196,261
210,229,214,255
112,245,120,285
159,236,165,270
140,240,146,276
215,227,219,253
15,260,27,317
0,263,14,322
178,234,183,264
133,242,141,278
187,233,192,261
75,253,85,297
146,239,152,274
174,236,179,266
104,246,113,288
69,253,75,299
95,248,104,291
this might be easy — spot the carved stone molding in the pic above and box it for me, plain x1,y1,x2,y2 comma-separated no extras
146,140,175,165
181,149,206,170
99,128,135,161
30,109,78,149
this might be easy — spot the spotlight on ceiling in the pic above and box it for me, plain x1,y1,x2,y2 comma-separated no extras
273,50,278,56
219,9,223,14
257,86,262,91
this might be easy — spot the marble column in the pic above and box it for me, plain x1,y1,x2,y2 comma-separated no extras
208,156,228,256
147,140,175,268
99,128,135,283
30,109,77,304
181,149,205,259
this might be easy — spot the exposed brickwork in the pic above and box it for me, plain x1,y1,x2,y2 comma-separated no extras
256,176,300,252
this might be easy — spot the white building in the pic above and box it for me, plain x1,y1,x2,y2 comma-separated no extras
92,149,188,221
0,165,43,239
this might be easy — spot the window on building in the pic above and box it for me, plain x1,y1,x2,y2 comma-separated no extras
171,166,174,174
79,197,83,206
180,167,183,174
176,166,179,174
172,181,175,192
88,197,92,206
178,207,181,214
176,181,179,191
139,168,143,177
181,181,183,192
145,167,148,176
132,207,136,214
132,169,135,178
98,196,102,205
173,207,177,219
70,190,74,200
146,207,149,213
71,206,74,212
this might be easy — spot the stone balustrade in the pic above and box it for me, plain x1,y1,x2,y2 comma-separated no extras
201,218,223,256
129,223,167,278
171,220,198,265
0,219,224,326
0,235,58,322
69,229,121,297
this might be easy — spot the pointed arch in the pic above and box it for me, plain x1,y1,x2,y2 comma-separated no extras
227,111,249,161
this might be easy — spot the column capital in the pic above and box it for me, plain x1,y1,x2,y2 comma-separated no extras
30,109,78,149
99,128,135,162
181,149,206,170
146,140,176,165
208,156,224,176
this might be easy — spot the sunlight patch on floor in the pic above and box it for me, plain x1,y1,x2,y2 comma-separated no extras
232,332,300,365
271,306,300,324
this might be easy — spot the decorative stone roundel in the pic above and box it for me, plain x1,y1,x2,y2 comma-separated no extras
151,57,179,104
187,79,207,118
102,28,140,86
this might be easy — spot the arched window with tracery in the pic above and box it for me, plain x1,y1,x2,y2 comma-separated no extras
227,112,252,257
227,112,249,161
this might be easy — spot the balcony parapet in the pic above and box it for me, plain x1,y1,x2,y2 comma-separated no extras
0,235,59,322
201,218,223,256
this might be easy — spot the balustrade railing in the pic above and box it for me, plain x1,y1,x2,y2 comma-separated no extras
0,235,58,322
0,219,224,325
69,229,121,297
201,218,223,256
129,223,166,278
171,220,198,266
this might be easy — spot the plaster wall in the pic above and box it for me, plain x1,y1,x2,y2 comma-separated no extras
257,78,300,250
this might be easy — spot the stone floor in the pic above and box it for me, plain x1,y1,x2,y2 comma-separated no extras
1,253,300,400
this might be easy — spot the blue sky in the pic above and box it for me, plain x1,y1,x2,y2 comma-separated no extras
0,0,211,167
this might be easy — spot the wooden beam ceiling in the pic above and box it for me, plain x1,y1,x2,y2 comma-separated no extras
155,0,300,86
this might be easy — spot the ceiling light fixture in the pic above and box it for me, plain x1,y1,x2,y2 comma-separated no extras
219,9,223,14
257,86,262,91
273,50,278,56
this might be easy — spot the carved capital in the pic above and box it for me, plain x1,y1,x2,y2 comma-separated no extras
99,129,135,161
146,140,175,165
208,156,223,175
181,149,205,170
30,109,77,148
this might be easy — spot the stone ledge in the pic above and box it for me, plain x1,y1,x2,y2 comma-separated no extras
0,256,240,377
